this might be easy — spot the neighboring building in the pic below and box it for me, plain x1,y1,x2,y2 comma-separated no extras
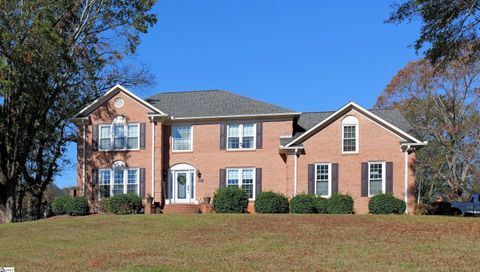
71,85,426,214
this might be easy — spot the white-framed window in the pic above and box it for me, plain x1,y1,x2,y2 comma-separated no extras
342,116,359,153
99,117,139,151
227,168,256,199
368,161,385,196
172,126,193,151
315,163,331,197
227,123,256,150
98,168,140,198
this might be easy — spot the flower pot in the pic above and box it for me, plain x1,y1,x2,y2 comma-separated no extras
204,196,211,204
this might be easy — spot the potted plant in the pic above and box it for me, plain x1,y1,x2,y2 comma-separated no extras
203,195,211,204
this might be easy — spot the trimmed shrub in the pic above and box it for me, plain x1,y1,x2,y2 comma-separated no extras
51,195,70,215
213,187,249,213
254,192,289,213
368,193,406,214
98,199,110,213
108,193,143,215
314,197,328,214
289,194,317,214
327,193,354,214
414,203,429,215
64,197,89,216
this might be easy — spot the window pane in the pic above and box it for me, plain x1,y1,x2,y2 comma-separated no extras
242,169,254,198
343,125,357,152
242,136,254,148
127,137,138,149
100,126,111,150
100,139,111,150
316,164,329,196
113,170,124,195
113,125,125,149
228,137,240,149
243,124,255,137
227,169,239,186
100,126,111,138
172,126,192,151
99,170,111,198
369,163,383,195
128,125,138,137
100,185,110,198
228,124,240,137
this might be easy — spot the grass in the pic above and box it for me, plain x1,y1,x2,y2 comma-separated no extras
0,214,479,271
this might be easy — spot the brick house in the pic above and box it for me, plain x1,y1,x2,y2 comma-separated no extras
71,85,426,214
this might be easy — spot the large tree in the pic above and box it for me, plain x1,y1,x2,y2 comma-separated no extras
0,0,157,223
376,53,480,200
388,0,480,64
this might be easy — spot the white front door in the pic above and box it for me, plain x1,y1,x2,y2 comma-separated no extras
173,170,195,203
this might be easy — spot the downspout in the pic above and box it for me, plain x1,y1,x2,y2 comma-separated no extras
404,145,410,214
82,124,86,196
294,148,299,196
151,119,155,202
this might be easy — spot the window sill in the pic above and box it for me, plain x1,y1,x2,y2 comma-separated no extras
172,150,193,154
341,151,359,155
97,149,141,152
225,149,257,152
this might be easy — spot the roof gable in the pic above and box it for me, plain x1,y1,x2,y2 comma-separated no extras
284,102,424,147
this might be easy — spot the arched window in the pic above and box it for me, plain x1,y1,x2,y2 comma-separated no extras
99,116,140,150
342,116,359,153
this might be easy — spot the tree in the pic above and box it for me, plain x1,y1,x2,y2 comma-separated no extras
0,0,157,223
376,54,480,200
387,0,480,64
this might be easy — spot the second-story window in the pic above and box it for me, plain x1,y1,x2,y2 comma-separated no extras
342,116,359,153
99,116,139,151
227,123,256,150
172,126,193,151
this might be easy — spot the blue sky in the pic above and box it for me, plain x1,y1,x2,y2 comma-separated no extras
58,0,421,188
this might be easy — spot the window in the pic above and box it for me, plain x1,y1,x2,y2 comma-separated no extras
315,164,331,197
98,168,139,198
342,116,358,153
98,117,139,151
172,126,193,151
368,162,385,196
227,168,256,199
227,124,256,150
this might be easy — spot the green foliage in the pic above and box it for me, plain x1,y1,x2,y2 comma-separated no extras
98,199,110,213
64,197,89,216
254,192,289,213
314,197,328,214
289,194,317,214
51,195,70,215
108,194,143,215
368,193,406,214
213,187,249,213
414,203,430,216
326,193,354,214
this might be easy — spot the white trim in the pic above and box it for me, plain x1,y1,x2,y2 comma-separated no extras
341,116,359,154
99,122,140,151
151,121,155,202
72,84,167,118
226,168,256,200
171,163,196,171
404,145,410,214
170,112,300,120
171,125,193,152
82,124,86,196
285,102,423,147
98,167,140,199
293,150,299,196
314,163,332,198
226,123,257,151
368,161,386,197
169,168,197,204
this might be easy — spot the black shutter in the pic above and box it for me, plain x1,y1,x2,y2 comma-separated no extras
332,163,339,194
140,123,146,150
308,164,315,194
140,168,146,198
92,125,99,151
92,169,98,185
361,163,368,197
167,173,172,200
220,124,226,150
386,162,393,193
256,122,263,149
255,168,262,197
219,169,226,188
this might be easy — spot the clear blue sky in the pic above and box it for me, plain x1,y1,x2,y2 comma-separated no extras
57,0,421,188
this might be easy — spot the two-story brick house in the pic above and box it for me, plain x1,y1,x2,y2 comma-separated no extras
71,85,426,214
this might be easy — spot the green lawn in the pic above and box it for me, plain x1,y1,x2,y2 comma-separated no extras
0,214,479,271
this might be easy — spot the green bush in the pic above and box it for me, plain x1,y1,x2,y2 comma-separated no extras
213,187,249,213
314,197,328,214
51,195,70,215
98,199,110,213
289,194,317,214
254,192,289,213
64,197,89,216
108,193,143,215
368,193,406,214
327,193,354,214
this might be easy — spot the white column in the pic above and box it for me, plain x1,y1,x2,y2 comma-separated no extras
404,145,410,214
294,149,298,196
151,120,155,202
82,124,86,196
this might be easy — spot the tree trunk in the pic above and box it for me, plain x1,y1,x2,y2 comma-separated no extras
0,182,16,223
34,192,44,220
17,189,25,222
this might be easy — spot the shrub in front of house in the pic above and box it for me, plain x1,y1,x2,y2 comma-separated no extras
51,195,71,215
326,193,354,214
314,196,328,214
64,196,89,216
98,199,110,213
368,193,406,214
289,194,317,214
254,192,289,213
213,187,249,213
108,193,143,215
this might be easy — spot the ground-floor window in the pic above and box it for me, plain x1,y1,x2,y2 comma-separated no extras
315,163,331,197
227,168,255,200
368,162,385,196
99,168,139,198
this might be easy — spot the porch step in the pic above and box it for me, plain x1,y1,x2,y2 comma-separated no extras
162,204,199,214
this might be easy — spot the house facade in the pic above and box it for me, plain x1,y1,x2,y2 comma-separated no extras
71,85,426,214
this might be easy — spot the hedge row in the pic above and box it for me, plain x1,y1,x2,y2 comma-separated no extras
51,196,89,216
289,193,354,214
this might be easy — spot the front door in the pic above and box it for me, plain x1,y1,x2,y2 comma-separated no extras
173,170,194,203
